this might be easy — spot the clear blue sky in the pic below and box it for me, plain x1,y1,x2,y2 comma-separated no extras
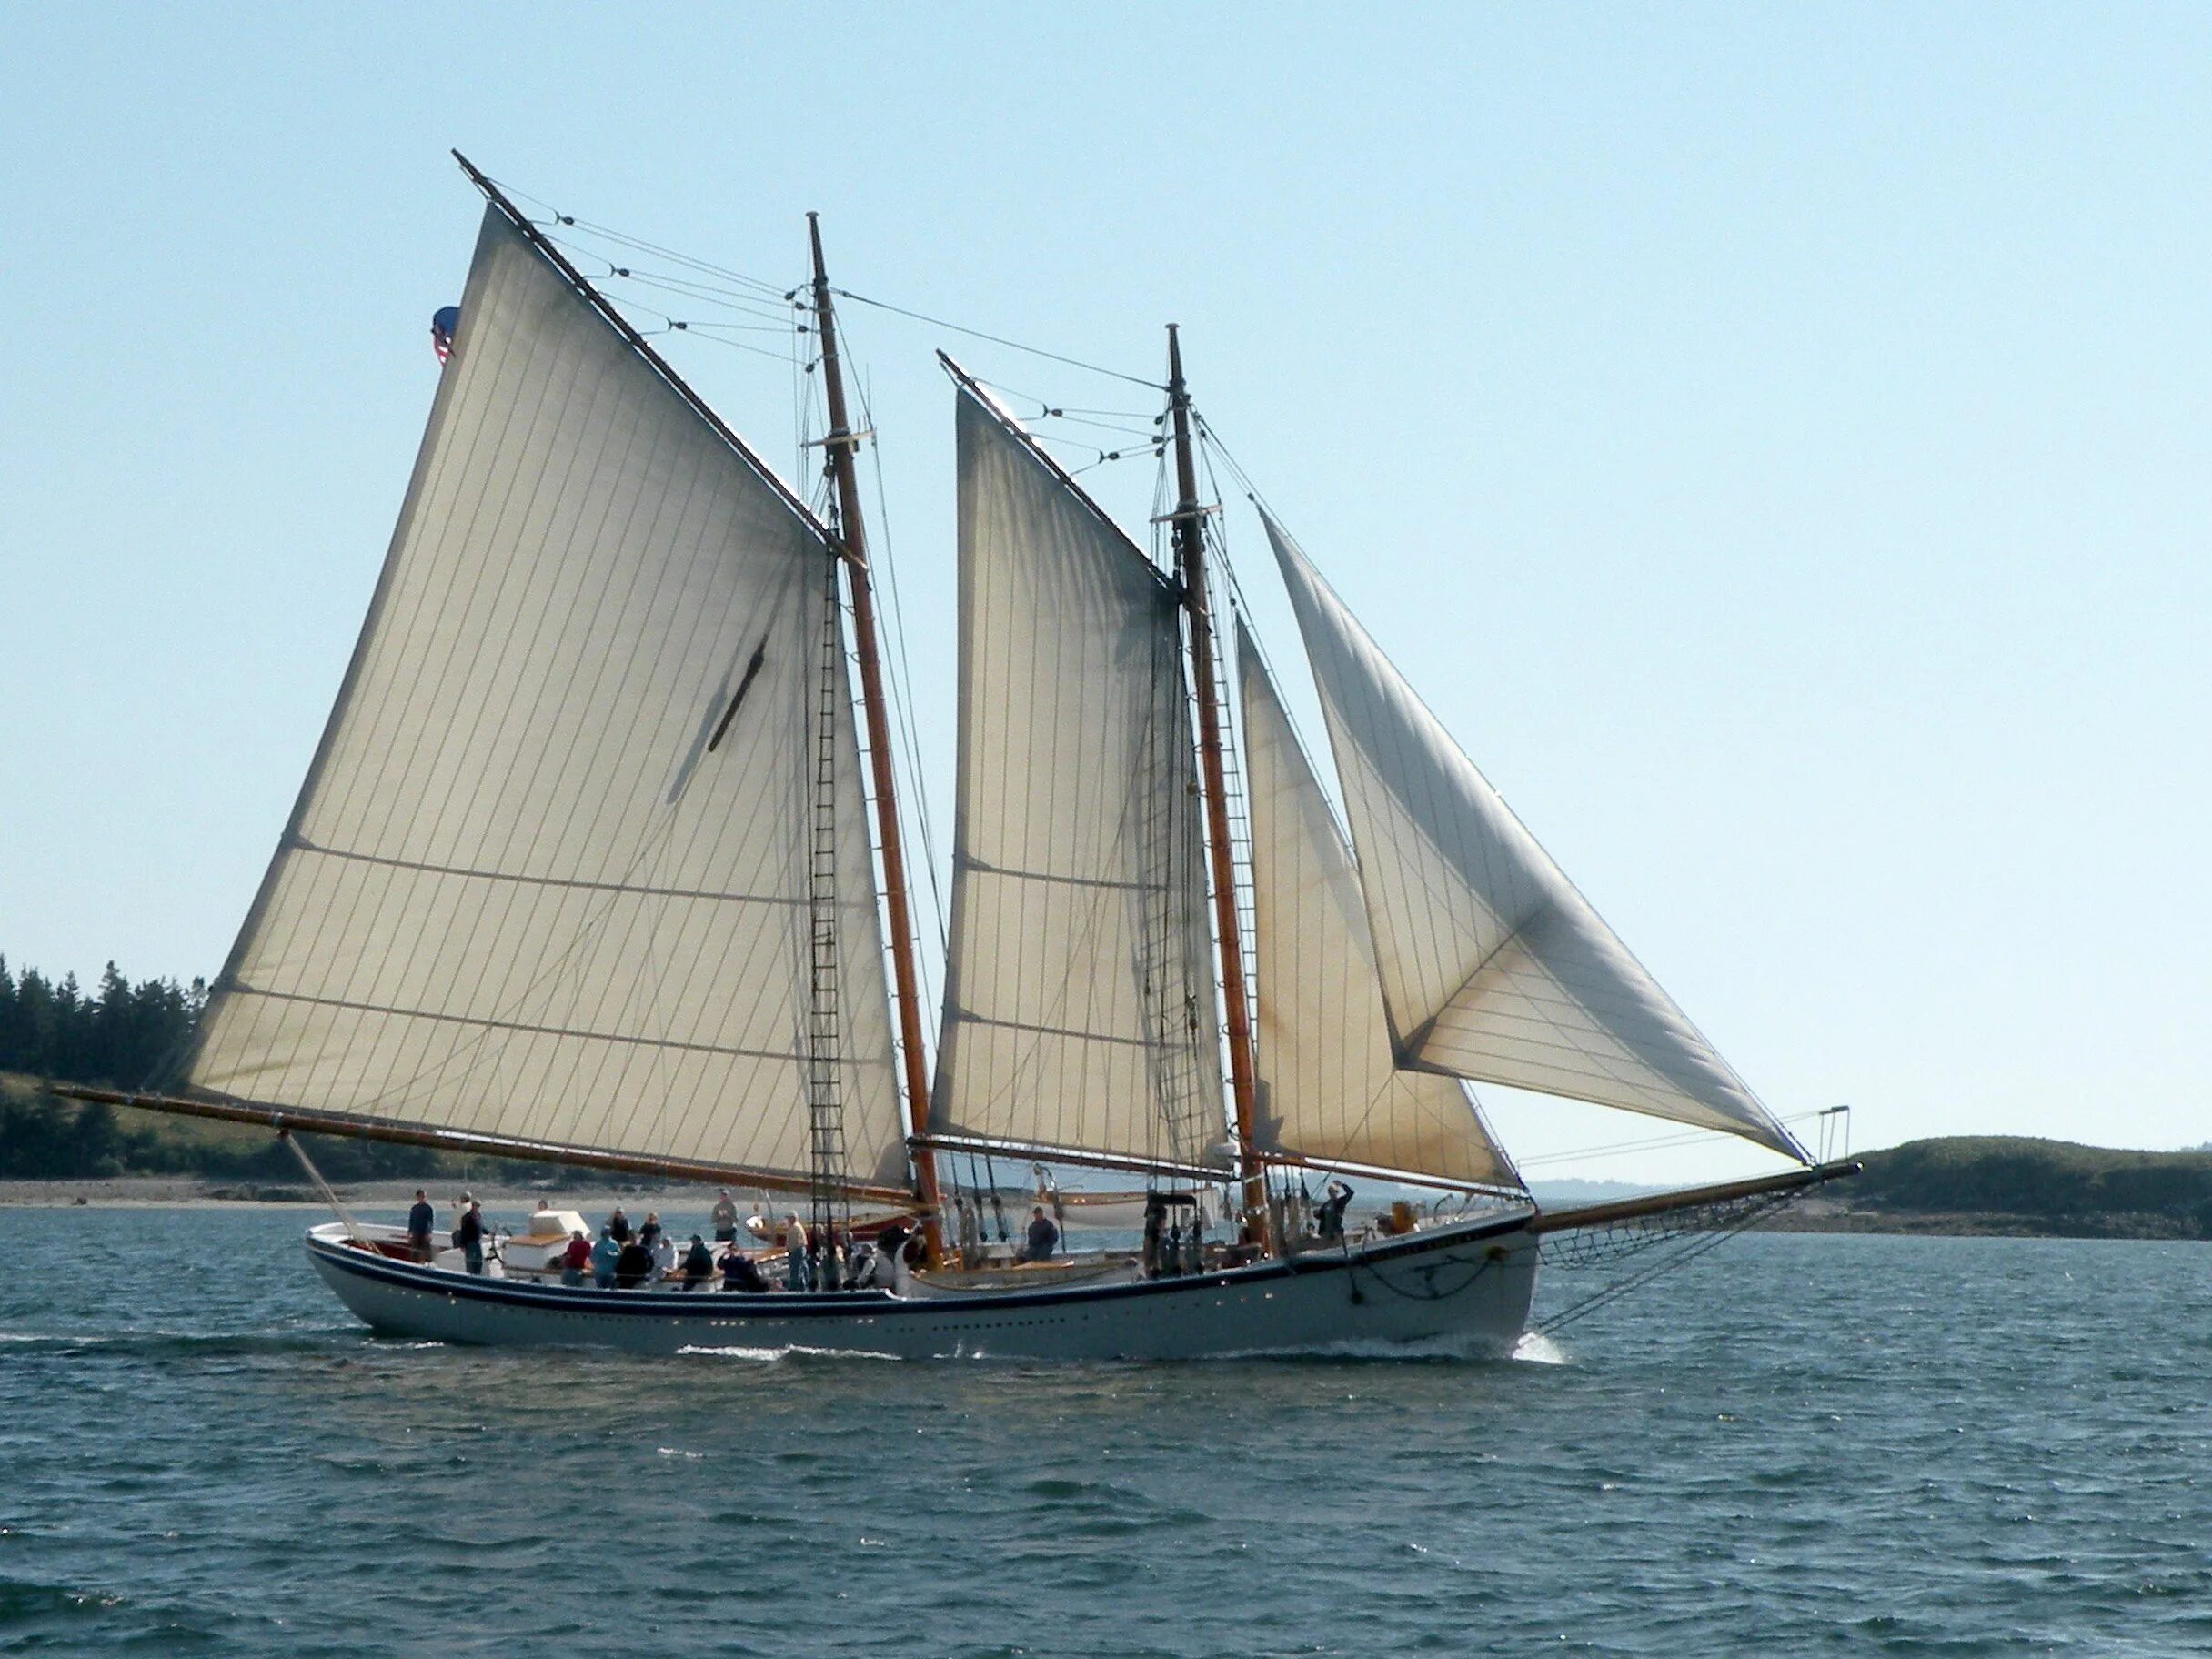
4,5,2206,1179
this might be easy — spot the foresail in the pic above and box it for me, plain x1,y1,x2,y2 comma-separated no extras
1240,627,1518,1190
930,383,1227,1174
1265,516,1806,1162
188,205,908,1191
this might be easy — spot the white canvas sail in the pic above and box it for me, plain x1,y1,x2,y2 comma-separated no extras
1239,627,1518,1190
187,205,909,1192
930,382,1227,1174
1265,515,1805,1162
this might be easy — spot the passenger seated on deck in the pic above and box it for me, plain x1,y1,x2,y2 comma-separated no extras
615,1235,654,1289
561,1230,592,1287
651,1230,678,1278
845,1242,879,1289
719,1245,769,1292
1021,1205,1060,1263
682,1234,714,1291
589,1227,621,1290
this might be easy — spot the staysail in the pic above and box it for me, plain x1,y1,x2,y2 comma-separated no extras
1238,625,1518,1190
1265,515,1806,1162
930,378,1227,1175
186,204,910,1193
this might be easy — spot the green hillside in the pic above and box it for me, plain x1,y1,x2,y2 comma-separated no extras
1844,1136,2212,1239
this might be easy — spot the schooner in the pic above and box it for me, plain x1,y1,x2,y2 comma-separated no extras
61,158,1853,1359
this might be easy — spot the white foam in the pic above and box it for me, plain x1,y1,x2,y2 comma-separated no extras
674,1343,901,1362
1511,1331,1568,1365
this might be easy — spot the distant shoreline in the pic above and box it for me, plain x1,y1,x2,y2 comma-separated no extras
6,1174,2207,1242
0,1176,729,1212
1753,1196,2211,1242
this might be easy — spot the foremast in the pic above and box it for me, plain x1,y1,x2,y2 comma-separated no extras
807,216,948,1260
1163,328,1270,1251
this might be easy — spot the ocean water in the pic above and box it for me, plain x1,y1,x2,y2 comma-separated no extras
0,1210,2207,1657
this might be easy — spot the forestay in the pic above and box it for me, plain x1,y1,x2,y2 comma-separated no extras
188,205,909,1191
1239,628,1518,1190
930,383,1226,1173
1265,516,1805,1162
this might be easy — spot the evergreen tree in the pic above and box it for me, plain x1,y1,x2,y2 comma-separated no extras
52,972,85,1080
13,968,56,1077
0,955,17,1071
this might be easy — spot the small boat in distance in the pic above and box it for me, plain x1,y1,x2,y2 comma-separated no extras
63,156,1853,1359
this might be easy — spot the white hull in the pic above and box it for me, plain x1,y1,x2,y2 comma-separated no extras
305,1213,1539,1361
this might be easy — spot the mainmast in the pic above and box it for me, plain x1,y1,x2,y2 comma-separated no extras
1165,327,1270,1251
807,215,948,1256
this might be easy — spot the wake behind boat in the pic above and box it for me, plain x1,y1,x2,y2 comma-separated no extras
63,156,1852,1360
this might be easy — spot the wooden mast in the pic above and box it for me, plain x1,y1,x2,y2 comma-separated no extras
807,214,948,1261
1164,326,1270,1252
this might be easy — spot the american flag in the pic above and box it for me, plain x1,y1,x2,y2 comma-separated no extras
430,305,460,364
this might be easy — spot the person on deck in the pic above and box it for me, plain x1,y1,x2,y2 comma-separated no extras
606,1207,632,1243
845,1242,880,1289
615,1234,654,1289
453,1195,487,1275
589,1226,621,1290
638,1212,663,1252
783,1213,811,1292
406,1190,434,1262
1141,1200,1165,1278
681,1234,714,1291
1021,1205,1060,1263
719,1244,769,1292
560,1229,592,1287
1315,1179,1355,1246
651,1228,677,1279
710,1190,739,1244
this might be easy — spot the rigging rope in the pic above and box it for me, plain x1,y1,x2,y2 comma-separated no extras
1533,1189,1804,1336
496,172,1161,393
831,289,1162,389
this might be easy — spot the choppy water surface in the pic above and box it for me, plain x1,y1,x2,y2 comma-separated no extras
1,1209,2207,1656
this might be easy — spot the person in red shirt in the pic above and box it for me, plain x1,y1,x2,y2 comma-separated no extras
560,1229,592,1287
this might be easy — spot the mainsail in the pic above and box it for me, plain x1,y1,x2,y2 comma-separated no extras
1238,625,1518,1190
930,379,1227,1174
187,204,910,1193
1265,515,1806,1162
